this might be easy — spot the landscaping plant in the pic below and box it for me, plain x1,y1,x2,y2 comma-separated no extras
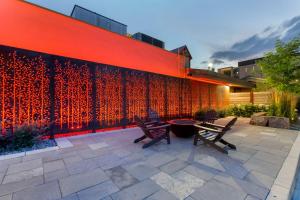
0,120,51,151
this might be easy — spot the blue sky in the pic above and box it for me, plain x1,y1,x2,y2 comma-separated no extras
27,0,300,69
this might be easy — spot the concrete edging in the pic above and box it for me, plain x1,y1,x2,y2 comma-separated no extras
267,133,300,200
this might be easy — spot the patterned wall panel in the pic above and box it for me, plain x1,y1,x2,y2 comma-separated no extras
0,45,229,135
181,80,192,117
191,81,201,114
166,77,180,118
0,51,50,134
125,70,147,122
54,60,92,132
210,84,218,109
149,74,166,118
95,65,123,128
200,83,210,109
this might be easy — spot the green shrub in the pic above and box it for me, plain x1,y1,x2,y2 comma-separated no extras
226,104,268,117
194,110,207,121
0,120,50,151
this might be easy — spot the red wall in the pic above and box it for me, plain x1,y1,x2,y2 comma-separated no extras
0,0,187,78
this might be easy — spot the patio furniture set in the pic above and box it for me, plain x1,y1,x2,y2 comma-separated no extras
134,109,237,154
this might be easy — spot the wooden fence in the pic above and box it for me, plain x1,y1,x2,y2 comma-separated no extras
230,91,272,105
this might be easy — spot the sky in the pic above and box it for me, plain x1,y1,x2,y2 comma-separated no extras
26,0,300,69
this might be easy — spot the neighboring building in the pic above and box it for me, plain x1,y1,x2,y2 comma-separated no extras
132,32,165,49
218,66,239,78
71,5,127,35
238,57,264,83
171,45,192,68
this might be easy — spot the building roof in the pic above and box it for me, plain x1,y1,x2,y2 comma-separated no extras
188,69,255,88
171,45,192,59
238,57,263,66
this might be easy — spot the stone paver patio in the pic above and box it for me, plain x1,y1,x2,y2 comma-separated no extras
0,118,298,200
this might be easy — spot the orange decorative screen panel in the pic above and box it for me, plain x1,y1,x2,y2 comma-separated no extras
0,50,50,134
0,45,225,136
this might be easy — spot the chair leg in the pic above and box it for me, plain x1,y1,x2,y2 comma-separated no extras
210,142,228,154
134,135,147,143
193,134,199,146
142,137,163,149
166,132,171,144
220,139,236,150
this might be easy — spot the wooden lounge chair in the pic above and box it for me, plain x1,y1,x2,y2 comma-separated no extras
204,109,218,123
134,115,171,148
193,117,238,154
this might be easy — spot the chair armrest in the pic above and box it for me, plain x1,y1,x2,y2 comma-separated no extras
144,121,159,125
202,122,226,128
147,124,170,130
194,124,222,133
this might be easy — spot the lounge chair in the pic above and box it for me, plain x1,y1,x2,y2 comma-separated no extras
193,117,238,154
134,115,171,148
204,109,218,123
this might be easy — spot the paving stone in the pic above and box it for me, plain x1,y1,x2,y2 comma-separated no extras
2,167,43,184
66,158,98,175
190,179,247,200
145,190,178,200
252,151,285,165
94,154,123,170
160,159,188,174
0,194,12,200
88,142,109,150
124,162,160,181
151,172,198,200
172,171,204,189
184,197,195,200
183,165,218,181
44,160,65,173
6,159,42,174
245,170,275,189
146,153,176,167
76,148,99,159
194,156,226,172
243,158,282,178
228,151,252,162
13,181,61,200
63,156,83,165
77,180,119,200
0,173,4,184
245,195,261,200
60,194,79,200
111,179,160,200
56,138,74,148
59,168,109,197
0,176,43,196
214,173,269,199
105,166,138,189
44,169,69,183
101,196,113,200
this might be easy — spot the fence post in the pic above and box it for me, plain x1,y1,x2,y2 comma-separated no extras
49,56,55,139
91,65,97,133
146,73,150,119
164,77,168,120
121,69,127,128
250,90,254,104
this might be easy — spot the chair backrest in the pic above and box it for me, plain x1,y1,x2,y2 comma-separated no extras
134,115,150,135
149,108,160,122
204,110,217,123
223,117,238,132
214,117,237,141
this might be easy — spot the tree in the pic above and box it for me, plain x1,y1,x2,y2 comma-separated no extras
258,38,300,94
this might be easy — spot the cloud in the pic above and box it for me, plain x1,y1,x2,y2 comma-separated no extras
211,59,224,65
211,15,300,61
201,61,208,64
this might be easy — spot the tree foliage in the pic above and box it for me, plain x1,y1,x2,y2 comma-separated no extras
258,38,300,94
